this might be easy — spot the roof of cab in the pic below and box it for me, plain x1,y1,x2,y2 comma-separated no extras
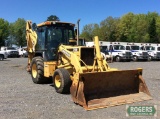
37,21,75,27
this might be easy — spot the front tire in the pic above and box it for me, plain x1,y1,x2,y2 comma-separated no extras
133,56,138,62
31,57,46,84
53,68,72,94
148,56,152,61
115,56,121,62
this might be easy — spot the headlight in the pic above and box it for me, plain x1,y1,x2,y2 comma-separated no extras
119,53,124,56
7,52,11,55
139,53,142,55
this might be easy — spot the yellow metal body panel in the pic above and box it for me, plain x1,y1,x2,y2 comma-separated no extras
26,21,38,71
44,61,57,77
26,20,37,53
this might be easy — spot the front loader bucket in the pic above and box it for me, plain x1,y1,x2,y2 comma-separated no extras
70,69,152,110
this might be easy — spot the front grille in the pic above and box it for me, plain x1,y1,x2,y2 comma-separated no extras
142,52,148,56
125,52,132,56
157,52,160,56
11,51,18,54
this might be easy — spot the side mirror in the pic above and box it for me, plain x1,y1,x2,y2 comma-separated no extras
37,27,44,32
74,29,77,35
32,23,37,31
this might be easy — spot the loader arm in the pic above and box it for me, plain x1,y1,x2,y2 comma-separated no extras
57,36,112,74
57,36,152,110
94,36,110,71
58,45,83,73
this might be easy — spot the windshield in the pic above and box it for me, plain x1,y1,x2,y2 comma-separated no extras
157,47,160,51
126,46,131,50
46,25,75,46
131,46,140,50
36,24,75,60
7,47,16,50
100,46,108,52
113,45,125,50
145,46,154,51
37,25,75,50
78,39,85,46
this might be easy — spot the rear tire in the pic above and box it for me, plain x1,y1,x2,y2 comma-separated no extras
53,68,72,94
23,54,25,58
0,55,4,61
31,57,46,84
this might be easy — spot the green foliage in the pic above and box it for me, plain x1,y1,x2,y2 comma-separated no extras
0,15,61,47
0,18,9,46
133,14,149,42
81,12,160,43
117,12,138,42
99,16,120,41
80,24,96,41
10,18,26,47
156,16,160,42
1,12,160,47
148,18,158,43
46,15,60,21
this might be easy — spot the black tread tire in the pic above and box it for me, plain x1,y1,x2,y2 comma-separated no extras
0,55,4,61
148,56,152,61
53,68,72,94
115,56,121,62
133,56,138,62
31,57,46,84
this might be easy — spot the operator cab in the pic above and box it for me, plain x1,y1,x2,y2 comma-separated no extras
35,21,76,61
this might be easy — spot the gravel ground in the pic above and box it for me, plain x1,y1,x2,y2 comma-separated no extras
0,58,160,119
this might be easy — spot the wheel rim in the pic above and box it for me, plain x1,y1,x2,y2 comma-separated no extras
55,75,61,88
148,57,151,61
133,57,137,61
32,63,37,78
116,57,120,62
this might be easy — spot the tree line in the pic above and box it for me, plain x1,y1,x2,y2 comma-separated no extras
0,12,160,48
0,15,60,47
80,12,160,43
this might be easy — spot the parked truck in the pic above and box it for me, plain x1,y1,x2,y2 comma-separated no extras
0,47,8,60
124,44,149,61
86,41,133,62
141,44,160,61
100,42,132,62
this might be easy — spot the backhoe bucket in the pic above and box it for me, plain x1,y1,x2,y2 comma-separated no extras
70,69,152,110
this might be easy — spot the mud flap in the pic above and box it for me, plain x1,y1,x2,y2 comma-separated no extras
70,69,152,110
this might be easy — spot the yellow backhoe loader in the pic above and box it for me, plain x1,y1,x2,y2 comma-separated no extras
26,20,152,110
